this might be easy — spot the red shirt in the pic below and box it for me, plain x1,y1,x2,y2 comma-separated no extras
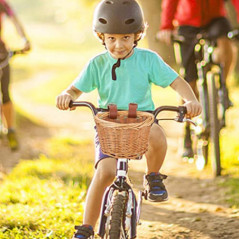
160,0,239,30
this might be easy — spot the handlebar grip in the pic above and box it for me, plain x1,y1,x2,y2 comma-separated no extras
68,100,98,115
228,29,239,40
172,34,185,43
177,106,187,122
69,100,73,108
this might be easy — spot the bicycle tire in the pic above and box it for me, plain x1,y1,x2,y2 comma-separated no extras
195,75,209,170
207,71,221,176
195,134,209,170
109,191,127,239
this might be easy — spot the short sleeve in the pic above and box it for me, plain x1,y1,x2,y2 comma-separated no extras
149,53,178,88
73,60,98,93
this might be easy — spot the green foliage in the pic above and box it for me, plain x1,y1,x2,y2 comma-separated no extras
217,88,239,207
219,178,239,208
0,138,94,238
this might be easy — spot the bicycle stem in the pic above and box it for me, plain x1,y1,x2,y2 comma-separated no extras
115,158,128,188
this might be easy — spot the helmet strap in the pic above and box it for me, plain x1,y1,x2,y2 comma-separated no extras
111,45,135,81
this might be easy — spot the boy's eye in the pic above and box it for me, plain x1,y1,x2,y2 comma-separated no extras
123,36,130,40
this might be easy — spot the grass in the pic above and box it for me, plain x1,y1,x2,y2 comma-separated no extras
1,1,239,237
216,87,239,207
0,138,94,238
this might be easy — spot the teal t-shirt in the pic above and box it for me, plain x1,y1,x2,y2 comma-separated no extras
73,48,178,111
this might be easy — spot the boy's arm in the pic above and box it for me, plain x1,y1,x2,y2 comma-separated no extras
56,85,83,110
170,76,202,118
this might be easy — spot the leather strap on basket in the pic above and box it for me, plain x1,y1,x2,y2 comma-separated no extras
128,103,138,118
108,104,117,119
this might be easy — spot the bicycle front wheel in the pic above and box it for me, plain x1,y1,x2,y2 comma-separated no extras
207,71,221,176
109,191,127,239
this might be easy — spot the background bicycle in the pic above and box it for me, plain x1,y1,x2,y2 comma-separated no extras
69,100,192,239
172,29,239,177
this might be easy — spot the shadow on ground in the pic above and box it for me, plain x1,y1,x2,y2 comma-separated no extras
0,111,51,173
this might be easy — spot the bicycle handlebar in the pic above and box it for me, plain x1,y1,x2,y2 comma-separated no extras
9,49,27,57
171,29,239,44
227,29,239,40
69,100,98,115
0,49,28,69
69,100,189,124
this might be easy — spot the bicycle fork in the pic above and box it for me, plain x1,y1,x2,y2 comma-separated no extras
98,158,143,238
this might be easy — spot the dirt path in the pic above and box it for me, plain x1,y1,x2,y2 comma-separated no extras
1,77,239,238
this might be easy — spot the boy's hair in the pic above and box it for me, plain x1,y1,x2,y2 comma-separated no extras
95,27,147,45
93,0,145,35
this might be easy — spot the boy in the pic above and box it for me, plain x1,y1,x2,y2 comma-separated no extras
56,0,202,238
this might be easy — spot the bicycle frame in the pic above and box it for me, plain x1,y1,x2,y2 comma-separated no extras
69,101,188,239
195,37,227,130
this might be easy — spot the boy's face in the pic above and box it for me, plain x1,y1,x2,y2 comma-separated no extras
104,33,135,59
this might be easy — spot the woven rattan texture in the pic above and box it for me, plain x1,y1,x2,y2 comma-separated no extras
95,111,154,159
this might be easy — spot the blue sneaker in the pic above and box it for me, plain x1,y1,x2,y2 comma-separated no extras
144,172,168,202
72,225,94,239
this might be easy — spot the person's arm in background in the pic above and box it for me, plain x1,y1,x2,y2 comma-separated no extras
2,0,31,51
156,0,180,45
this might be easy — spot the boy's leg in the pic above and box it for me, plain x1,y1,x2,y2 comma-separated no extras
145,123,167,174
83,157,117,228
144,123,168,202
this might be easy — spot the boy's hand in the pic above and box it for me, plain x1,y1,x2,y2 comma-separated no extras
184,100,202,118
56,93,75,111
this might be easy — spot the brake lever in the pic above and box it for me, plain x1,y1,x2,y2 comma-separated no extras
183,118,197,126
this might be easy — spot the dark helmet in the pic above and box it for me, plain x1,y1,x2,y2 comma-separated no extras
93,0,145,34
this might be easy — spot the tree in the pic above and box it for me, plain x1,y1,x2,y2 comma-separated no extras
138,0,176,66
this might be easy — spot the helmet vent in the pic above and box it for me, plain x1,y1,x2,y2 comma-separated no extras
123,1,130,4
99,18,107,24
105,1,113,4
125,19,135,25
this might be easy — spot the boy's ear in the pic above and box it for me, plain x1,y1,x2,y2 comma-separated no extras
135,32,143,42
95,32,105,43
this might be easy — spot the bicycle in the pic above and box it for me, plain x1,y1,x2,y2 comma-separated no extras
69,100,193,239
172,29,239,177
0,49,25,142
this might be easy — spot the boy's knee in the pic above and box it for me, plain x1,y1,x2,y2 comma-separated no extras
149,124,167,149
96,158,116,184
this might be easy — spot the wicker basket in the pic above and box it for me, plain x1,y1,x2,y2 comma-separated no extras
94,110,154,159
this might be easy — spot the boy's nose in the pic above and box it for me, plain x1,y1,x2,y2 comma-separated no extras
115,40,123,48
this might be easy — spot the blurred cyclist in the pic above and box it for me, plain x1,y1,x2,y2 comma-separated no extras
157,0,239,158
0,0,30,150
